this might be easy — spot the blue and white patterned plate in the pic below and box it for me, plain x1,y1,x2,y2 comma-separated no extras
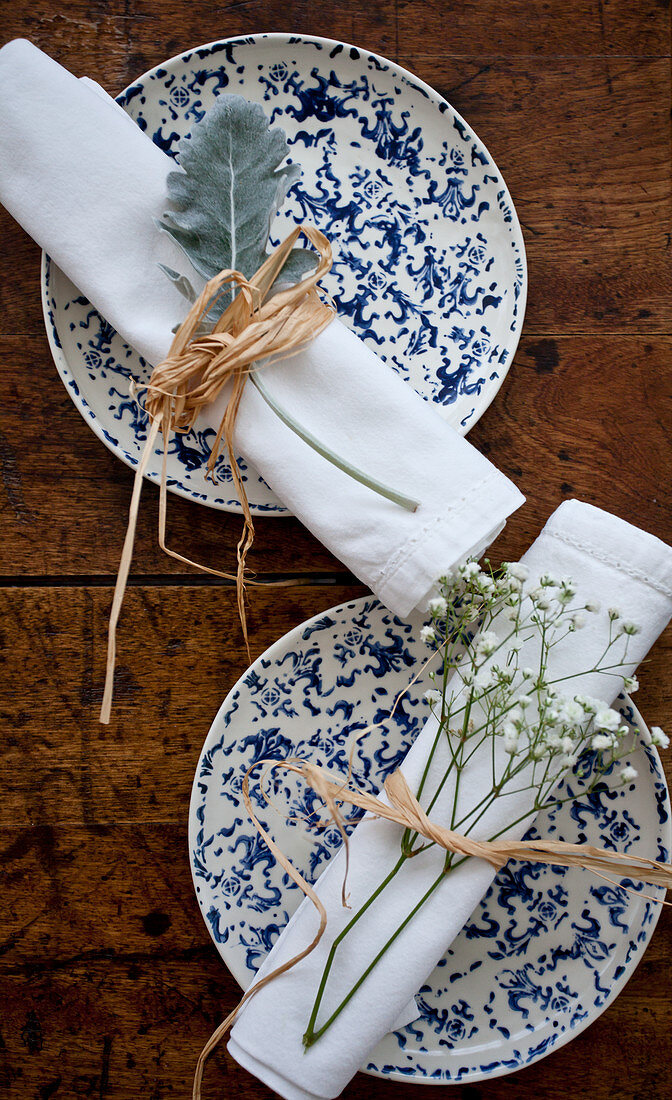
189,597,670,1083
41,33,527,516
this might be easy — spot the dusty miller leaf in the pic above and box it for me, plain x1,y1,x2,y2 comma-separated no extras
158,264,198,303
157,94,312,285
277,247,320,286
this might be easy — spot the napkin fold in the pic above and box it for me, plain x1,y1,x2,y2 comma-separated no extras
0,39,523,616
227,499,672,1100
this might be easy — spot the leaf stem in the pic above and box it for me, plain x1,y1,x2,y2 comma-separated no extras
250,372,420,513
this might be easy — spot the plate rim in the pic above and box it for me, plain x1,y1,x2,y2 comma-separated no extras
188,592,670,1084
40,30,527,516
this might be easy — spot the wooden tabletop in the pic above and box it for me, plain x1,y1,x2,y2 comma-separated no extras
1,3,671,1098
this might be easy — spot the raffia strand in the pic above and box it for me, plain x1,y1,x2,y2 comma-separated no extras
100,225,336,724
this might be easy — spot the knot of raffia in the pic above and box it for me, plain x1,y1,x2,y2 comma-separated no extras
101,225,335,725
279,760,672,886
144,224,335,469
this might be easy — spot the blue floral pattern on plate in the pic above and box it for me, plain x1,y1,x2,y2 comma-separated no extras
41,33,527,515
189,596,670,1083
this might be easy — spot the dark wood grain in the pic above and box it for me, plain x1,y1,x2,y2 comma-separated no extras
0,585,366,826
398,0,671,56
398,55,672,333
1,0,671,1097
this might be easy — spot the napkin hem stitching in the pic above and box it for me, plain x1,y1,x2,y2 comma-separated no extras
373,470,508,593
546,529,672,600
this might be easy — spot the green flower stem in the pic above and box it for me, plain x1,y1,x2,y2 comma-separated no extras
250,372,419,513
401,722,451,856
303,853,407,1049
303,866,446,1050
546,660,629,687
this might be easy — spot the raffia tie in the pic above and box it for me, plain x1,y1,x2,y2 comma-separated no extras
100,225,335,724
193,755,672,1097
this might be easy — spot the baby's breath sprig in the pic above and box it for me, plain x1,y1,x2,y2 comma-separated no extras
301,557,667,1051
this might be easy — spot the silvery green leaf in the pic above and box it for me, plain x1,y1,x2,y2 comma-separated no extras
276,247,319,286
157,94,301,283
157,263,198,303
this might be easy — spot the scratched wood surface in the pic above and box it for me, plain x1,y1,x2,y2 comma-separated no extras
0,1,671,1098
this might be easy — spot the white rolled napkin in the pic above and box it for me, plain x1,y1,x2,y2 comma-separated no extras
0,39,524,616
227,499,672,1100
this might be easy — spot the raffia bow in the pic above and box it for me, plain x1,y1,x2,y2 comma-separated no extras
100,225,336,724
192,753,672,1096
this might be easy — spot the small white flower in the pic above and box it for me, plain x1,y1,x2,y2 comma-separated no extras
475,630,498,657
522,667,535,680
620,620,641,636
559,752,579,769
423,689,442,706
474,666,495,690
539,572,558,588
504,606,519,622
427,596,448,618
504,562,529,582
620,764,638,783
585,600,601,613
650,726,670,749
608,607,621,621
561,735,576,753
458,560,481,579
591,733,613,751
595,707,621,732
571,613,586,630
503,728,519,755
624,675,639,693
531,589,551,610
576,694,599,714
420,625,436,645
517,694,533,710
560,699,584,725
557,580,576,605
544,731,563,750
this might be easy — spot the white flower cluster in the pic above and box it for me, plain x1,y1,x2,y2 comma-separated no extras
419,557,658,802
643,724,670,749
